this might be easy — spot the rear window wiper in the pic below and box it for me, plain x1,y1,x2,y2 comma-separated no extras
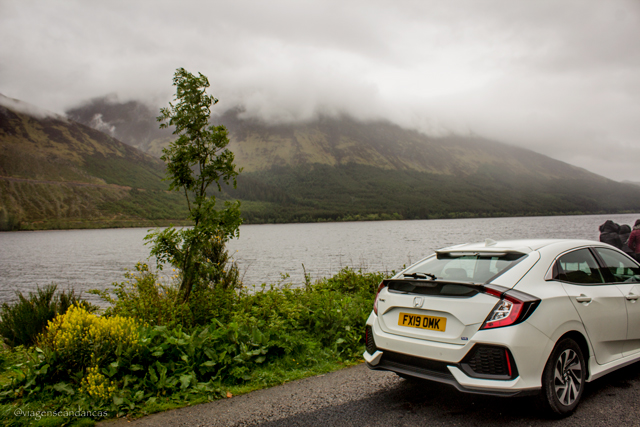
403,272,437,280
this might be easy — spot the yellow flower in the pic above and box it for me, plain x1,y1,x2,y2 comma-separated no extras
43,305,140,365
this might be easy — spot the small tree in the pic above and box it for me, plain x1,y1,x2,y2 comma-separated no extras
146,67,242,302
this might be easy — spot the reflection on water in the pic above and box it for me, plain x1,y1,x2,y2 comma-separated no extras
1,213,638,306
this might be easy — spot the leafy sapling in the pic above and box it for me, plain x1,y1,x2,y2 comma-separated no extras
146,67,242,302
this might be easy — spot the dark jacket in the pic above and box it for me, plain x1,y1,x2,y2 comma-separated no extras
599,220,622,249
619,225,634,255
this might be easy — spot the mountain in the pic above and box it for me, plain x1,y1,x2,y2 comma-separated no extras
0,94,188,230
65,97,640,224
66,95,173,156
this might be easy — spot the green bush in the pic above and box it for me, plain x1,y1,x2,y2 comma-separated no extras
1,316,279,417
0,285,97,348
91,262,187,328
233,268,385,360
91,262,238,329
96,265,384,358
198,233,243,291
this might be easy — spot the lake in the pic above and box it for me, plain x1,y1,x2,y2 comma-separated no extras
1,213,638,306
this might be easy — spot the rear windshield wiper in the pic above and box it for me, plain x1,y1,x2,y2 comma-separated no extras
403,272,437,280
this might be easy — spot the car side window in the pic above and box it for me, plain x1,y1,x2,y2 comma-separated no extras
554,249,605,284
593,247,640,283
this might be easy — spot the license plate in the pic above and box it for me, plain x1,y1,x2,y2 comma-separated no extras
398,312,447,332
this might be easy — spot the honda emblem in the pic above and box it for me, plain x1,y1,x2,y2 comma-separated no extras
413,297,424,308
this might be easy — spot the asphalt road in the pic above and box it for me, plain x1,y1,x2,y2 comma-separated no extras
100,362,640,427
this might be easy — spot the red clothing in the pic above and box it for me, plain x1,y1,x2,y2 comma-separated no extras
628,229,640,254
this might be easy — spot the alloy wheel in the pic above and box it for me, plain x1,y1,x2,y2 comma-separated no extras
553,348,582,406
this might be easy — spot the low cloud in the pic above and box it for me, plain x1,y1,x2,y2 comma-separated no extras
88,113,116,136
0,93,66,121
1,0,639,181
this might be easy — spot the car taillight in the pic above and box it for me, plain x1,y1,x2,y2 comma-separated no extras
480,289,540,330
481,296,523,329
373,281,386,315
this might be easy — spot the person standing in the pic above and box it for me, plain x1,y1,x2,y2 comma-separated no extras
599,220,622,248
619,224,635,257
627,219,640,261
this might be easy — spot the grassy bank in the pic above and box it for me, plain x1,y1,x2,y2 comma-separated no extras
0,267,387,426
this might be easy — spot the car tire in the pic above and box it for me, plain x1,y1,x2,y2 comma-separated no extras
540,338,586,417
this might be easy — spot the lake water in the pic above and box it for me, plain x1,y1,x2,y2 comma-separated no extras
1,213,639,306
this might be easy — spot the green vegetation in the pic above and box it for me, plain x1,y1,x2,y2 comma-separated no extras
146,67,242,301
98,188,188,221
0,267,385,426
0,285,97,348
82,153,167,191
227,164,640,223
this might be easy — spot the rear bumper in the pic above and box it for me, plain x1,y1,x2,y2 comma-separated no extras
364,350,539,397
365,312,550,396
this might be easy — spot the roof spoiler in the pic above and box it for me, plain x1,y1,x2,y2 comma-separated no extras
435,249,529,257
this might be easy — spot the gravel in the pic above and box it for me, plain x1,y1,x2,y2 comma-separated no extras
99,362,640,427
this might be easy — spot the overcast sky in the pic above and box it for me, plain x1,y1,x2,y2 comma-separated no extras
1,0,639,181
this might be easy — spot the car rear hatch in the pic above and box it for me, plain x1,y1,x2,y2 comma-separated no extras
375,248,537,345
377,280,501,345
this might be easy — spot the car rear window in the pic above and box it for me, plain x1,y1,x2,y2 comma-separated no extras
403,252,525,284
387,280,480,297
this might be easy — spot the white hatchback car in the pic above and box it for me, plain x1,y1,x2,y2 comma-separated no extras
364,239,640,416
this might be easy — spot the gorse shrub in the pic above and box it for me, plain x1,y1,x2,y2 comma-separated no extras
80,366,117,403
0,284,97,348
40,305,139,373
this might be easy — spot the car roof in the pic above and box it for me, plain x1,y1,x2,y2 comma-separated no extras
437,238,606,255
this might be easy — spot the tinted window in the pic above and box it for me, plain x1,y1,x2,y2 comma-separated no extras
554,249,604,284
594,247,640,283
388,281,479,297
403,252,524,283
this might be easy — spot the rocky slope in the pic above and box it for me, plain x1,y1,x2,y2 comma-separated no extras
0,95,187,230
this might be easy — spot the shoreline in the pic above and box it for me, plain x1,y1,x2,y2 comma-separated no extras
4,209,639,232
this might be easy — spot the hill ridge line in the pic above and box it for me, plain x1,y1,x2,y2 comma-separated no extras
0,175,132,190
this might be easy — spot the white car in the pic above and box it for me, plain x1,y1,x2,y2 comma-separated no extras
364,239,640,416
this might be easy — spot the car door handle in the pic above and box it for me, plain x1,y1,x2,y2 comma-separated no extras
576,294,592,303
626,293,639,301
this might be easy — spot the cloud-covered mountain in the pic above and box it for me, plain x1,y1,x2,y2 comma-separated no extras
0,94,187,230
64,97,640,224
